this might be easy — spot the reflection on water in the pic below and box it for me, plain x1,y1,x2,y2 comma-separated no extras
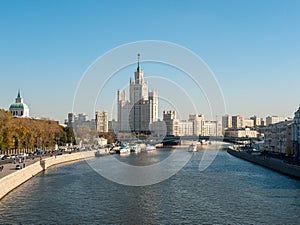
117,148,168,166
0,146,299,224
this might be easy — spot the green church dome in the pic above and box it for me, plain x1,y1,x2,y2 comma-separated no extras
9,103,27,109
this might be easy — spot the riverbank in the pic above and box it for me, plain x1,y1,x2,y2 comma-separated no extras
227,147,300,179
0,150,97,200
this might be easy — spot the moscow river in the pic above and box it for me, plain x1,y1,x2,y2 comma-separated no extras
0,145,299,224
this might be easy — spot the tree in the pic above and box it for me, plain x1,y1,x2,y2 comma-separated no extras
0,110,12,153
0,110,75,153
63,127,76,145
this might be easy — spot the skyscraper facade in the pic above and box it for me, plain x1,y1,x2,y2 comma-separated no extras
117,54,158,134
95,111,108,132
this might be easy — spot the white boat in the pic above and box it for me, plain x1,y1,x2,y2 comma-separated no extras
144,144,156,152
188,143,197,152
119,145,130,155
130,144,141,153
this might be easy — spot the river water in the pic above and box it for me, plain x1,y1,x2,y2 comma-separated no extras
0,146,299,224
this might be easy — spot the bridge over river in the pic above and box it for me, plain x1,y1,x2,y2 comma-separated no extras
116,135,261,146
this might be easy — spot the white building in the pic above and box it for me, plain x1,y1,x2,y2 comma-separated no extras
95,137,108,146
225,128,259,138
266,116,289,126
117,54,158,134
66,112,94,130
203,121,217,136
9,90,30,117
189,114,204,136
244,119,254,128
178,120,193,136
232,115,245,128
117,91,132,132
163,110,179,136
95,111,108,132
264,120,293,154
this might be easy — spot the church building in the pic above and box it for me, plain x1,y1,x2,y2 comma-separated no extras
9,90,30,117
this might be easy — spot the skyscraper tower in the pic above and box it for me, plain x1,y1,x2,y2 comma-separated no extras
117,54,158,134
130,53,148,104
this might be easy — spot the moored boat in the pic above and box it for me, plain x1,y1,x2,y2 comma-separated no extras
130,144,141,153
120,147,130,155
144,144,156,152
119,144,130,155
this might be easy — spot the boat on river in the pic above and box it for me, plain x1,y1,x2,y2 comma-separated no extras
144,144,156,152
130,144,141,153
119,144,130,155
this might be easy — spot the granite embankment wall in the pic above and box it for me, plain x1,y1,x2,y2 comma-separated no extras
227,148,300,179
0,151,96,200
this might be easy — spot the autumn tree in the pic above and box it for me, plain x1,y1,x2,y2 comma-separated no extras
0,110,12,153
0,109,77,153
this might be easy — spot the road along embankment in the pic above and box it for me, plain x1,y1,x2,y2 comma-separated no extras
0,150,96,200
227,148,300,179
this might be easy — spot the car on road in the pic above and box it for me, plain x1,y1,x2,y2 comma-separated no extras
15,165,22,170
10,154,18,159
1,155,9,160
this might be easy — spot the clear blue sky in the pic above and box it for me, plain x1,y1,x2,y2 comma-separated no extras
1,0,299,123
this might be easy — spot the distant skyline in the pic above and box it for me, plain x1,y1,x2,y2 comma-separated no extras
1,0,300,123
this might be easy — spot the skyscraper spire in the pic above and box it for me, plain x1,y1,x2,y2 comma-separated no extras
137,53,140,71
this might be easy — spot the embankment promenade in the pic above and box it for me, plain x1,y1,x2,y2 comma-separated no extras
0,150,97,200
227,147,300,179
